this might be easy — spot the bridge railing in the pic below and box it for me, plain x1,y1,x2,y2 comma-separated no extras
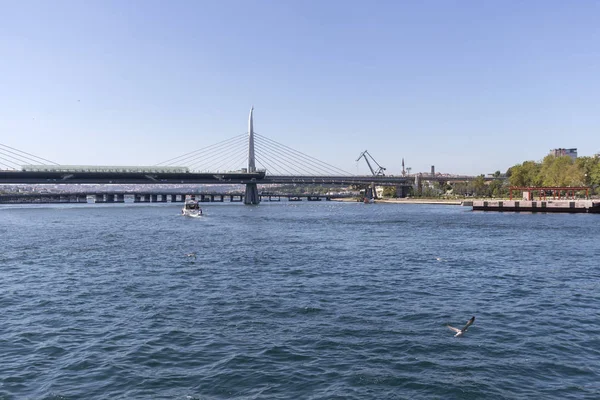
21,165,190,173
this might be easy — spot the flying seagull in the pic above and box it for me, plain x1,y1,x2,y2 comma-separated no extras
447,316,475,337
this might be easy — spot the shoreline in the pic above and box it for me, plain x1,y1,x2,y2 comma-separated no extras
331,198,463,205
377,198,463,205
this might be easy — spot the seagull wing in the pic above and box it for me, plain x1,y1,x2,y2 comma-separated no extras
447,325,461,333
461,316,475,331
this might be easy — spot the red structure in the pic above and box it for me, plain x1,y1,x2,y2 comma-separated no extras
509,187,590,201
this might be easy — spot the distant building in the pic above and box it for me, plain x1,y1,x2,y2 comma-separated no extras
549,148,577,160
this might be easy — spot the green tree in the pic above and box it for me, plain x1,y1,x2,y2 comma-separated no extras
381,186,397,198
539,155,583,186
590,160,600,188
576,156,600,186
488,179,506,198
509,161,542,187
472,175,487,197
450,182,471,196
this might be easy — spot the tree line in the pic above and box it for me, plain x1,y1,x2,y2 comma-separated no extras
408,155,600,198
507,155,600,188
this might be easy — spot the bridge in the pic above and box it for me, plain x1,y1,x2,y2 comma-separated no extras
0,191,354,204
0,108,487,204
0,169,411,186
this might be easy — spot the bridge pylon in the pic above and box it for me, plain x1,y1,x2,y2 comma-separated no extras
244,107,260,205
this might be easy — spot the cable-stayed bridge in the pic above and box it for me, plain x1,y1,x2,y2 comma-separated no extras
0,108,483,203
1,108,415,203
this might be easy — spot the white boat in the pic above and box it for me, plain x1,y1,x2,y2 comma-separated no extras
182,197,203,217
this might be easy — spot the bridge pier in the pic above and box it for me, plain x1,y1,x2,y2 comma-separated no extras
244,183,260,205
396,185,410,198
134,194,150,203
414,174,422,195
365,186,376,200
230,195,243,202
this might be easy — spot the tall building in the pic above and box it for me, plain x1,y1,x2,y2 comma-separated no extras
549,148,577,160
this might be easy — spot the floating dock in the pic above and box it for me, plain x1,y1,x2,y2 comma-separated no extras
466,200,600,213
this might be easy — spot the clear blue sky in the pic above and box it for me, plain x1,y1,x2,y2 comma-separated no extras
1,0,599,175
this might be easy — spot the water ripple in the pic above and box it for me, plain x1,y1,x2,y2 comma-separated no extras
1,203,599,399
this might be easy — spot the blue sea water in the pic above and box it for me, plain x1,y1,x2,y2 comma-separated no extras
1,201,599,399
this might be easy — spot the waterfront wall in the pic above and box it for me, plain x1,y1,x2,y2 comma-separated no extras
470,200,600,213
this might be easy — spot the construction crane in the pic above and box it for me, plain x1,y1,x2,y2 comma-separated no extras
356,150,386,176
356,150,387,201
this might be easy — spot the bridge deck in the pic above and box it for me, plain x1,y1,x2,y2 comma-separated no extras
0,171,412,185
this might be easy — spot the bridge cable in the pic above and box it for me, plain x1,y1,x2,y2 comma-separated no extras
0,149,45,168
156,133,245,166
179,137,245,170
156,134,247,166
255,149,298,175
255,133,353,175
187,134,245,165
189,146,246,171
254,136,330,175
254,140,311,175
254,155,280,175
253,149,296,175
0,155,21,170
255,133,353,176
254,135,340,176
254,153,297,176
254,138,321,175
180,135,247,169
255,140,334,176
188,137,248,171
155,131,353,176
0,148,59,169
230,152,249,172
164,139,246,169
0,143,59,166
210,143,249,172
212,146,248,172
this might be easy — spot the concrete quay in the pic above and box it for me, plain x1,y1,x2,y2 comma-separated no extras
467,200,600,213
